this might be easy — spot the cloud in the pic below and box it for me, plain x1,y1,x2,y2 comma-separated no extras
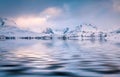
112,0,120,12
0,0,65,17
15,16,47,27
41,7,63,18
14,7,63,32
1,0,119,32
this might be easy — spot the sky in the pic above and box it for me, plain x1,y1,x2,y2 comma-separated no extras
0,0,120,32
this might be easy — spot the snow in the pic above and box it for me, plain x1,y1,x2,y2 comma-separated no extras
107,31,120,42
0,17,119,41
0,17,41,37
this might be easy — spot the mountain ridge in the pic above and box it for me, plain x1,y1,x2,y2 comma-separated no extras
0,17,119,40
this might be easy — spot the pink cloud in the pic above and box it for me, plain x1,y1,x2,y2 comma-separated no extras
112,0,120,12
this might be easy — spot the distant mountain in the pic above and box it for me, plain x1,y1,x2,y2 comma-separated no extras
0,17,16,27
110,28,120,34
0,17,102,36
104,28,120,41
42,27,70,35
0,17,119,41
0,17,38,36
42,24,98,35
63,27,69,34
42,28,54,34
67,24,98,35
80,24,97,32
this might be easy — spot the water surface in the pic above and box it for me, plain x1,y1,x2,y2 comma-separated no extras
0,39,120,77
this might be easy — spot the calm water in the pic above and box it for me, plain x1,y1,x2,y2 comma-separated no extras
0,39,120,77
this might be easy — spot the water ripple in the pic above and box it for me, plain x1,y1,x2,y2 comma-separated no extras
0,40,120,77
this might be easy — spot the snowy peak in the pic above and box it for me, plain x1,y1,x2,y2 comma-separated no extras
42,24,98,35
111,28,120,34
63,27,69,34
80,24,97,32
0,17,119,41
0,17,16,27
42,27,70,35
0,17,37,36
68,24,98,35
42,28,54,34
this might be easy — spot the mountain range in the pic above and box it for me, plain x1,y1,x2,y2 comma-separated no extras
0,17,119,40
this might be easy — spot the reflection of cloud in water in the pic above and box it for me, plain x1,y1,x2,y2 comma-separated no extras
13,44,54,62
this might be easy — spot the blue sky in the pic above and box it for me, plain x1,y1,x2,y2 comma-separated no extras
0,0,120,32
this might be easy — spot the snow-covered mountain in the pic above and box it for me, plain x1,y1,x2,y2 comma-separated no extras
0,17,119,40
106,28,120,41
0,17,16,27
74,24,97,32
0,17,39,36
42,28,54,34
110,28,120,34
42,24,98,35
42,27,70,35
0,17,104,36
